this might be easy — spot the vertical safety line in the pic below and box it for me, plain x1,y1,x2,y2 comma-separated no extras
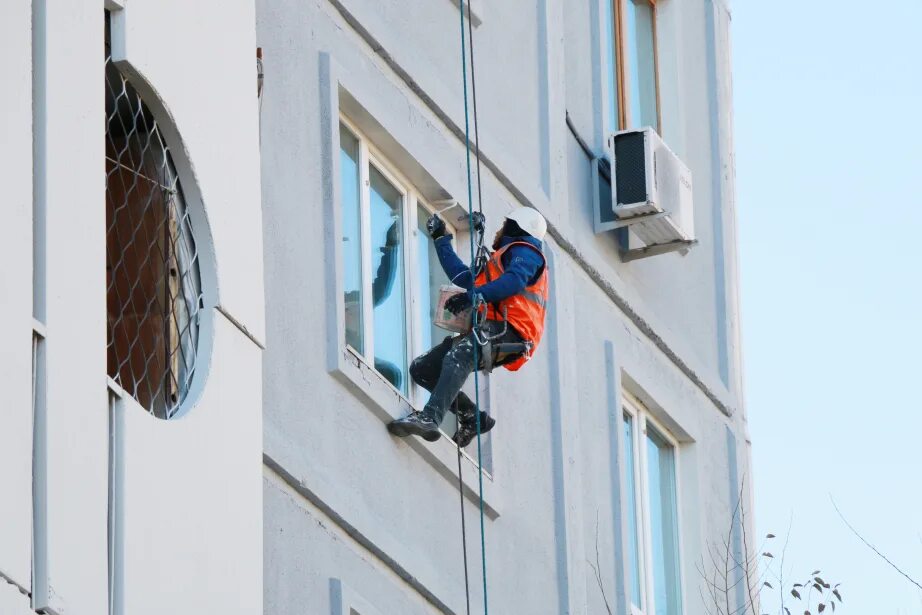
458,1,489,612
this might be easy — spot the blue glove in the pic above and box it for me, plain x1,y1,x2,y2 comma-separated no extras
445,292,473,315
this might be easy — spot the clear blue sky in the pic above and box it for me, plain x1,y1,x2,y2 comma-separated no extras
735,1,922,612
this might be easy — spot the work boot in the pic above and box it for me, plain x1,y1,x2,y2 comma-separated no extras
387,411,441,442
452,411,496,448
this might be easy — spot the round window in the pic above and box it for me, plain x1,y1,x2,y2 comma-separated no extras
105,50,205,419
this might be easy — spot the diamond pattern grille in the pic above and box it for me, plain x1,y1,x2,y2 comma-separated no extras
105,53,203,419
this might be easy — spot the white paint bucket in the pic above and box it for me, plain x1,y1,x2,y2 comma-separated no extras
434,285,473,333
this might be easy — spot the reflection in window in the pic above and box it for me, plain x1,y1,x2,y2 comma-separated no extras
369,166,407,393
340,126,364,354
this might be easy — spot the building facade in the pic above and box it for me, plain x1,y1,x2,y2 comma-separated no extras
1,0,749,614
1,1,263,614
258,0,750,614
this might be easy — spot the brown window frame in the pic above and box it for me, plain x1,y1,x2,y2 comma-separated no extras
611,0,662,133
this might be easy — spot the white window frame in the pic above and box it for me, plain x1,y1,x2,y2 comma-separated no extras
339,115,457,410
623,391,685,615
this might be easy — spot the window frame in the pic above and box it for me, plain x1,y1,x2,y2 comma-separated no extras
606,0,663,134
623,391,685,615
339,115,457,408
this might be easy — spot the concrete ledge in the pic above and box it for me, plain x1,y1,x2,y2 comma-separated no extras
0,579,33,615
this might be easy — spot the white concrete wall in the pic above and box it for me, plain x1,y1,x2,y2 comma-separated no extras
108,1,264,613
0,1,264,613
258,0,751,613
38,2,109,611
0,0,35,594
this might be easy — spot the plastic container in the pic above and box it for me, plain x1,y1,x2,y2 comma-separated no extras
434,285,473,333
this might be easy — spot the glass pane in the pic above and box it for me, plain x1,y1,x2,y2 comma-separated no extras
646,424,682,615
603,0,620,131
416,205,450,359
369,165,407,393
625,0,659,130
339,125,364,354
623,414,643,607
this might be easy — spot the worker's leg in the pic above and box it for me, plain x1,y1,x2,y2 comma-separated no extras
451,322,525,447
389,322,508,443
389,331,483,442
408,335,453,391
410,336,482,423
423,332,480,424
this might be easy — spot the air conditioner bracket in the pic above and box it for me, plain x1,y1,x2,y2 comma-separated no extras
610,210,669,229
621,239,698,262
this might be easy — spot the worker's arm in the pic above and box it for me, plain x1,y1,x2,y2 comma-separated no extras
475,245,543,303
434,235,475,289
372,222,400,307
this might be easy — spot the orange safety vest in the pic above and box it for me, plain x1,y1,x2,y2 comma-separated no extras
474,241,549,371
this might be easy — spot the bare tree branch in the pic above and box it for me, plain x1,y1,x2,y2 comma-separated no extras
832,496,922,591
588,514,614,615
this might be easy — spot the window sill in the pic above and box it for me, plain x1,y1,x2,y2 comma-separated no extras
330,345,500,519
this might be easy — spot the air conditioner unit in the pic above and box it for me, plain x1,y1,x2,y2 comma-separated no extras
595,127,697,261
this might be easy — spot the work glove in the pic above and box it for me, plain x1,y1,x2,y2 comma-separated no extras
426,214,448,240
385,221,401,247
470,211,486,233
445,292,473,315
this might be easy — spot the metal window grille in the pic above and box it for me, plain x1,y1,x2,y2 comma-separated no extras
105,46,203,419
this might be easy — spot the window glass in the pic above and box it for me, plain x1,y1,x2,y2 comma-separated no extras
416,205,450,356
339,126,364,353
604,0,620,131
646,424,682,615
369,165,407,393
623,414,643,607
625,0,659,130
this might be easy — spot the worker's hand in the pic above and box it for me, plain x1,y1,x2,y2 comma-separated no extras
426,214,448,240
385,221,401,247
445,292,473,315
471,211,486,233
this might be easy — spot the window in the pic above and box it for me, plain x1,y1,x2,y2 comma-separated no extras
338,119,454,405
623,394,683,615
105,26,205,419
604,0,661,133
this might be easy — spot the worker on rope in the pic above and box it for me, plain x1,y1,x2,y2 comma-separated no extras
388,208,550,447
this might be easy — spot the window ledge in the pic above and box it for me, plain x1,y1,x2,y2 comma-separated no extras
330,346,501,519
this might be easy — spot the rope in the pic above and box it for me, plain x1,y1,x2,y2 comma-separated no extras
458,2,489,614
456,434,472,615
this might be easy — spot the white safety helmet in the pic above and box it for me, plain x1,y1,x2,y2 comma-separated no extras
505,208,548,241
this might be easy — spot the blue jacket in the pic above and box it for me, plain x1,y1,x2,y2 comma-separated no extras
434,234,545,304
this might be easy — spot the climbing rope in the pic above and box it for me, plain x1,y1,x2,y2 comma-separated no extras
457,1,490,614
